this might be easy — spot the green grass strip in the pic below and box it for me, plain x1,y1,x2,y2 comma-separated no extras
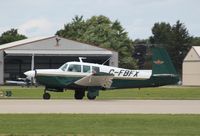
1,86,200,100
0,114,200,136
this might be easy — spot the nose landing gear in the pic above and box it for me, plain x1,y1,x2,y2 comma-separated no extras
43,88,51,100
43,92,51,100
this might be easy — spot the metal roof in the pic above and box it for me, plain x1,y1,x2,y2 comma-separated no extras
0,36,53,50
0,36,115,56
5,50,112,56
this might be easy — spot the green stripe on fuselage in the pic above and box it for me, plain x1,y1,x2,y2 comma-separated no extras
36,74,178,90
111,76,179,89
36,75,82,88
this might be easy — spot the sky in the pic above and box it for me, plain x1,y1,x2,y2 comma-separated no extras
0,0,199,40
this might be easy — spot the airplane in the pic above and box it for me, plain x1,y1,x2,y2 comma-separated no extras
24,47,179,100
5,54,37,87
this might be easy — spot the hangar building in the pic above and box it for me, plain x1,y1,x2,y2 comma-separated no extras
0,36,118,84
182,46,200,86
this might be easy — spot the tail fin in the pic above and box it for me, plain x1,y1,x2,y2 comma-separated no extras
152,47,177,75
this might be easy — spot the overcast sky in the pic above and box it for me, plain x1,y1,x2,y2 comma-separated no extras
0,0,199,39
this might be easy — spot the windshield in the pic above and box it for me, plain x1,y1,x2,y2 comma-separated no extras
59,63,68,71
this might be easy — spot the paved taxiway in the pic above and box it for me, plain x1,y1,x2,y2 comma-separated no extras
0,100,200,114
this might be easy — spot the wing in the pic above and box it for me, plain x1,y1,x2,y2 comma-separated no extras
5,80,27,85
75,72,114,88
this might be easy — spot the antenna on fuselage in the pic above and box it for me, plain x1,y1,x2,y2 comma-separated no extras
102,57,111,65
79,57,86,63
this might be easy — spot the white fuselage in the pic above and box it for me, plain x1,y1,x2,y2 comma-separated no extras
25,61,152,80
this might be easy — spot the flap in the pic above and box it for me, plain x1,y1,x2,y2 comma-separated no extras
75,72,114,88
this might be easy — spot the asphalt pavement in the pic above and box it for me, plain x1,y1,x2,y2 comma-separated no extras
0,100,200,114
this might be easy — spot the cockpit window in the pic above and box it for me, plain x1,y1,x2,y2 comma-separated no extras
60,64,68,71
68,64,81,72
83,65,91,73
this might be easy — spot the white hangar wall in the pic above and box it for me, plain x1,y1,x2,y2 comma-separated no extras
182,46,200,86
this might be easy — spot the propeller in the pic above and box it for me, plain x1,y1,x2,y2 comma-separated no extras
30,53,35,85
24,53,38,87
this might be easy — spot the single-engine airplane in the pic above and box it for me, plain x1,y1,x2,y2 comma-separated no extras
5,54,37,87
24,47,179,100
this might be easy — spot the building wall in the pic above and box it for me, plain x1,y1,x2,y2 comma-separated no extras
182,61,200,86
0,51,4,84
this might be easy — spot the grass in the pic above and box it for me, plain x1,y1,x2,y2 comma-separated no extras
0,114,200,136
0,86,200,100
100,86,200,100
1,87,200,136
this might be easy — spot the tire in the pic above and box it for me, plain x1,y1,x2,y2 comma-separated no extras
74,90,85,100
87,93,96,100
43,93,51,100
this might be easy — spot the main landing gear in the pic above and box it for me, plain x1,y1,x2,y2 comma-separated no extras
74,89,85,100
87,93,96,100
42,87,98,100
74,89,98,100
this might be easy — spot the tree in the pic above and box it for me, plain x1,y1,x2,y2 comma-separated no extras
170,21,192,73
134,39,149,44
191,37,200,46
149,21,192,74
56,15,137,69
150,22,172,44
56,16,86,41
0,28,27,45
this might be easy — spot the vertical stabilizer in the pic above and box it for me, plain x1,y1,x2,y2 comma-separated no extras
152,47,177,75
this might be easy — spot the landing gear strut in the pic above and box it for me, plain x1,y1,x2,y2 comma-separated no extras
74,90,85,100
43,89,51,100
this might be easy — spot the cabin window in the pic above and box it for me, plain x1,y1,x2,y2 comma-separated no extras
60,64,68,71
92,66,100,73
83,65,91,73
67,64,81,72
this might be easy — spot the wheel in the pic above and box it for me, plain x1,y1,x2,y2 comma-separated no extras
87,93,96,100
43,93,51,100
74,90,85,100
